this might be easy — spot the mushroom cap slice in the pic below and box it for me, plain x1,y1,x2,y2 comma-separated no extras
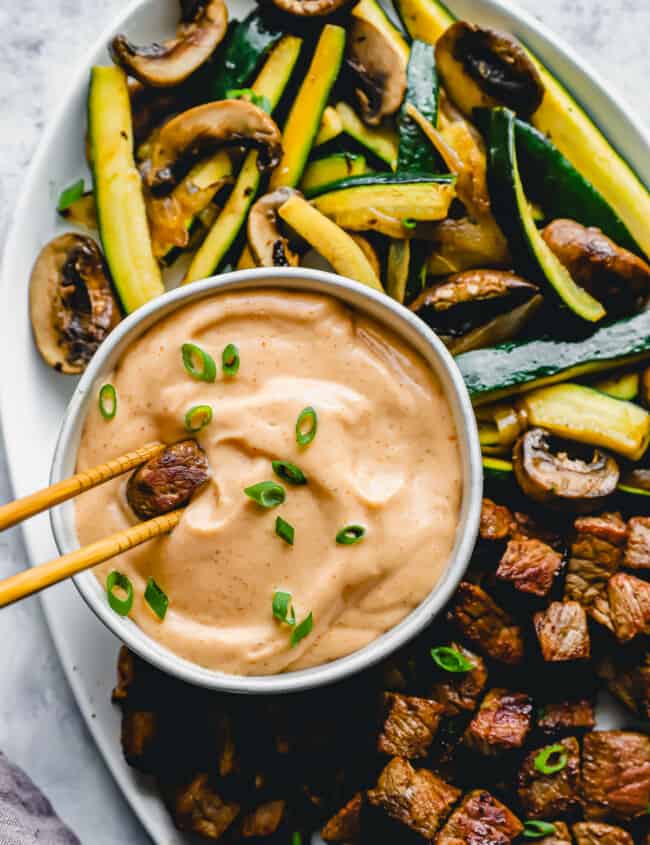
146,100,282,194
410,269,541,353
436,21,544,119
513,428,619,511
247,188,302,267
347,18,407,126
111,0,228,88
266,0,352,17
29,234,122,375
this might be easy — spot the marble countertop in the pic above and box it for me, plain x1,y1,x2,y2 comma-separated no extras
0,1,648,842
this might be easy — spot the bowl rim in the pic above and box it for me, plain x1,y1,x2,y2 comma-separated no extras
49,266,482,694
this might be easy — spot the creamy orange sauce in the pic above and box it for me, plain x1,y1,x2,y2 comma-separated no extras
76,290,461,675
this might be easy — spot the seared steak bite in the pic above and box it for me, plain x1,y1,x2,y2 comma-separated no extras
581,730,650,821
321,793,363,842
127,439,209,520
624,516,650,569
598,651,650,719
518,736,580,819
533,821,572,844
572,822,634,845
511,511,564,550
367,757,460,839
533,601,590,662
463,689,532,755
435,789,522,845
430,642,488,717
564,513,626,630
607,572,650,643
496,538,562,596
447,582,524,664
112,645,138,702
121,709,159,772
537,699,596,735
240,800,285,838
480,498,513,541
173,773,240,839
377,693,443,759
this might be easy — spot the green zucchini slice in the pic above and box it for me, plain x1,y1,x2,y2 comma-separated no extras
335,102,399,170
386,238,428,304
304,171,454,199
457,308,650,406
300,153,368,194
269,25,346,190
398,40,442,174
592,371,639,401
486,107,605,323
88,66,164,313
351,0,410,66
210,12,284,100
483,456,514,483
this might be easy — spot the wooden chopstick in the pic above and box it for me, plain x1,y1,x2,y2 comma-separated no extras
0,441,166,533
0,509,183,608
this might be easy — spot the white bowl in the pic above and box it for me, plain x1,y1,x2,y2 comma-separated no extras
49,267,482,694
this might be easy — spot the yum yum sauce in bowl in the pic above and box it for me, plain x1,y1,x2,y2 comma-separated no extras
51,269,481,693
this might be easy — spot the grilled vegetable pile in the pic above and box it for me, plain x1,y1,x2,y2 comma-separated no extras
113,494,650,843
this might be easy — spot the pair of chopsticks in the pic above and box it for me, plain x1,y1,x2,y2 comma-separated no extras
0,442,181,608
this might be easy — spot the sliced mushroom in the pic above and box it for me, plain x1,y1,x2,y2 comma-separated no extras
267,0,352,16
513,428,619,511
129,79,191,148
146,101,282,194
127,440,210,520
111,0,228,87
346,19,407,126
410,269,541,353
621,468,650,491
247,188,301,267
542,219,650,315
436,21,544,119
29,234,121,375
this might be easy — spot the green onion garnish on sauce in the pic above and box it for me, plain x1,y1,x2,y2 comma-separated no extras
295,407,317,446
145,577,169,621
106,571,133,616
335,525,366,545
534,743,568,775
523,821,557,839
98,383,117,420
245,481,286,508
272,590,296,626
272,460,307,485
181,342,217,382
275,516,294,545
430,646,473,673
184,404,213,433
57,178,85,211
222,343,240,377
291,613,313,647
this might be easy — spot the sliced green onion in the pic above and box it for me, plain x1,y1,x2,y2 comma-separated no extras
245,481,286,508
106,571,133,616
144,577,169,621
292,833,302,845
272,590,296,626
402,218,417,230
291,612,313,647
336,525,366,545
534,743,569,775
295,406,318,446
57,178,85,211
184,404,213,433
523,821,557,839
222,343,240,377
98,384,117,420
181,342,217,382
226,88,271,113
431,646,474,673
272,460,307,485
275,516,295,545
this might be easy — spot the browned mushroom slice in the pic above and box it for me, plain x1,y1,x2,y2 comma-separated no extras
513,428,619,511
111,0,228,88
347,18,407,126
127,440,209,520
247,187,301,267
410,269,541,353
146,100,282,194
268,0,352,17
128,79,191,148
436,21,544,119
29,234,121,375
542,219,650,315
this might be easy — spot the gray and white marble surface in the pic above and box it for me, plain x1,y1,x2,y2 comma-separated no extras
0,1,648,843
